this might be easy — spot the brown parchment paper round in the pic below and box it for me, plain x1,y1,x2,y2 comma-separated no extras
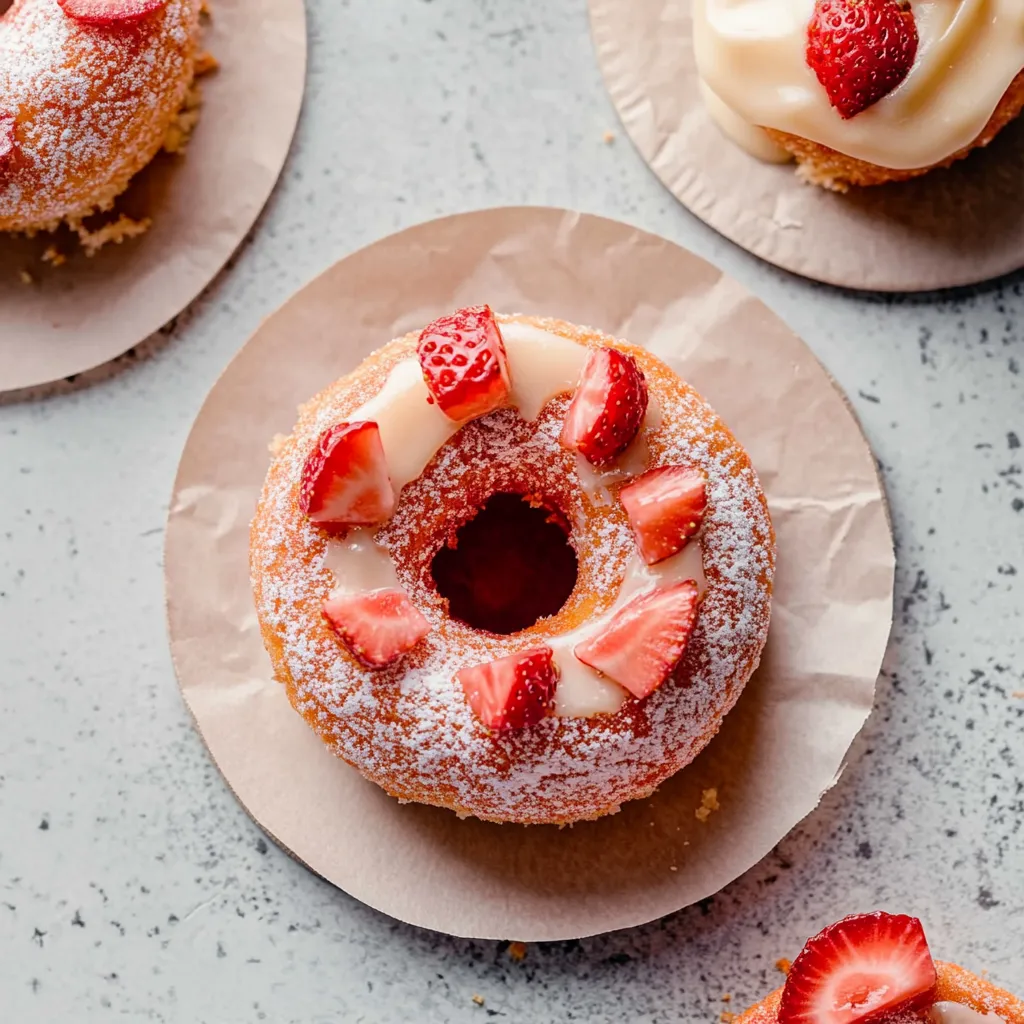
588,0,1024,292
0,0,306,393
165,207,895,941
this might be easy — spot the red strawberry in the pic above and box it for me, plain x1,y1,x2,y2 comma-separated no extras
561,348,648,466
620,465,708,566
458,647,558,731
58,0,168,24
417,305,511,422
322,588,430,668
807,0,918,119
779,912,938,1024
574,581,700,698
0,112,15,166
299,421,395,527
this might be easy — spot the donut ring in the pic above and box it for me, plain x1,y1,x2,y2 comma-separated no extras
0,0,200,233
250,314,775,825
737,962,1024,1024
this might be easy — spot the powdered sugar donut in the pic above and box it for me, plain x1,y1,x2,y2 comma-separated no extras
0,0,200,233
250,309,775,825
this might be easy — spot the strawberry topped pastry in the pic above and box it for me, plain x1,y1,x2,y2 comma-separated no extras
251,307,774,824
738,913,1022,1024
0,0,202,236
693,0,1024,189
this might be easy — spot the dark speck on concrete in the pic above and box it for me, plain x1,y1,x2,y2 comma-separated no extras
255,837,268,855
856,841,873,859
978,887,1001,909
37,818,48,831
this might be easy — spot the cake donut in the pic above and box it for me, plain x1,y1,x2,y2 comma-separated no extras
693,0,1024,190
738,912,1022,1024
0,0,201,234
251,306,775,825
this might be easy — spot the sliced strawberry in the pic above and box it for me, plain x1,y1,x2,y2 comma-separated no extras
299,421,395,527
322,588,430,668
779,912,938,1024
58,0,168,25
417,305,511,422
807,0,918,120
561,348,648,466
620,465,708,566
458,647,558,731
0,112,15,166
574,581,699,699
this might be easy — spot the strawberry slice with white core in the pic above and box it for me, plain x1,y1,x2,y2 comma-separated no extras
417,305,511,422
299,421,395,527
458,647,558,731
58,0,169,25
620,465,708,566
0,112,15,165
778,912,938,1024
322,588,430,669
574,581,700,699
561,348,648,466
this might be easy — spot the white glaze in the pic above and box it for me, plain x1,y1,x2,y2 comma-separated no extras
503,321,589,421
552,541,707,717
693,0,1024,170
575,398,663,507
930,1004,1006,1024
323,528,400,595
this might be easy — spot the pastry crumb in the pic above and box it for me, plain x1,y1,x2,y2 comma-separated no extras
507,941,527,962
603,130,616,144
669,865,678,872
471,994,485,1007
721,994,732,1003
194,50,219,76
1012,691,1024,699
775,957,792,975
164,83,204,154
695,787,720,822
41,245,66,267
720,1012,737,1022
72,215,152,258
18,269,34,285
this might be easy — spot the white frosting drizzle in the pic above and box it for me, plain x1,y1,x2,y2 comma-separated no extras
930,1004,1006,1024
324,323,705,719
693,0,1024,170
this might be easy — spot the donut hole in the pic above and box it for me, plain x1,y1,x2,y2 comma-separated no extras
431,492,578,635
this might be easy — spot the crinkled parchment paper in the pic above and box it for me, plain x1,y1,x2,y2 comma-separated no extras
165,207,895,940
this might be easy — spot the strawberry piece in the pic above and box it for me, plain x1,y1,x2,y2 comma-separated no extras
574,581,700,699
322,588,430,669
620,465,708,566
417,305,511,422
458,647,558,731
806,0,918,120
0,112,15,166
561,348,648,466
58,0,168,25
299,421,395,527
779,912,938,1024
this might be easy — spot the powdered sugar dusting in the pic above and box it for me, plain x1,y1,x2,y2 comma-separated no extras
0,0,199,230
250,315,776,824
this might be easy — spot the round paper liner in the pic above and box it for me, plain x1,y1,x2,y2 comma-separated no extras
0,0,307,392
165,207,895,941
588,0,1024,292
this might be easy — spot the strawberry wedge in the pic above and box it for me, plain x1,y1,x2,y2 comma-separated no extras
458,647,558,731
574,581,700,699
620,465,708,566
299,421,395,527
417,305,511,422
561,348,648,466
322,589,430,669
778,912,938,1024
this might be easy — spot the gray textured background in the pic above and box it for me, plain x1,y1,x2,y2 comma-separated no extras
1,1,1022,1020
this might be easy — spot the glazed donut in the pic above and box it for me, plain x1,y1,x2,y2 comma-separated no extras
738,913,1023,1024
250,308,775,825
693,0,1024,190
0,0,201,233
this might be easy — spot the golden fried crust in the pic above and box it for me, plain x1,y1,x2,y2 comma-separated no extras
250,315,775,825
0,0,201,232
737,963,1024,1024
764,72,1024,191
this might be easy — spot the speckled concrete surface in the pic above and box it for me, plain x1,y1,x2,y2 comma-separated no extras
0,1,1021,1020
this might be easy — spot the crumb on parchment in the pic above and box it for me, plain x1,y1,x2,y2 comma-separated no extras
73,215,152,258
41,245,66,267
18,269,33,285
695,787,720,823
507,941,527,963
